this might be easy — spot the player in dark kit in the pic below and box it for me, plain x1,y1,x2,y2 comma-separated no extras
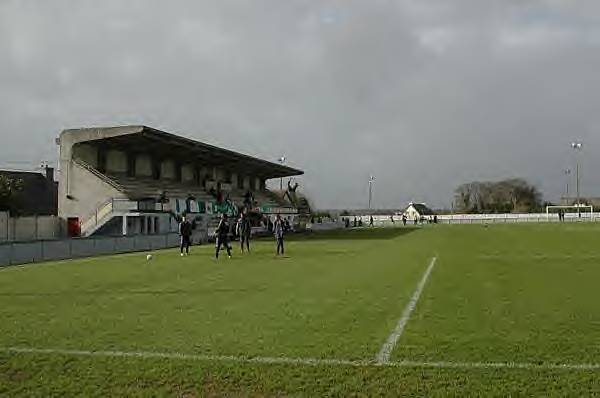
179,215,193,256
215,214,232,259
236,211,252,253
274,214,285,255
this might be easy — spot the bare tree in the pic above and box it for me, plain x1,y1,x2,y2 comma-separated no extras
454,178,542,213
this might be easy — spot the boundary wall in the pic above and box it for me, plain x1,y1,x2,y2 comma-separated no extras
0,231,207,267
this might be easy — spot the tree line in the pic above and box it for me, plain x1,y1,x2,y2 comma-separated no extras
454,178,543,214
0,175,23,214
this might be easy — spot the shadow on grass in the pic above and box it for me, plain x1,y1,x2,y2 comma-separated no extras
282,227,420,242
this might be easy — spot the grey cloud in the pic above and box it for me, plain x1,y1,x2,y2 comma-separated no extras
1,0,600,209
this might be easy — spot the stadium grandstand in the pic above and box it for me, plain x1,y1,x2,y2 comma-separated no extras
57,126,305,237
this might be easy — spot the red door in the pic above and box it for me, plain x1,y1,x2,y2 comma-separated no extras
67,217,81,237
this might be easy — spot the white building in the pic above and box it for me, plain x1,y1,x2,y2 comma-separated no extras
402,202,435,220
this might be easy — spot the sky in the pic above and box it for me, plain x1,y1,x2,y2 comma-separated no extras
1,0,600,209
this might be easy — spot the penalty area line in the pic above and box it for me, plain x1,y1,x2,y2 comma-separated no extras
2,347,600,371
375,256,437,364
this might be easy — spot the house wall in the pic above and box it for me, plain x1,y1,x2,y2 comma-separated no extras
404,205,420,220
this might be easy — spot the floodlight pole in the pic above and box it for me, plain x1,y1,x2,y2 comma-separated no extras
368,175,375,210
564,169,570,197
571,142,582,218
576,162,580,216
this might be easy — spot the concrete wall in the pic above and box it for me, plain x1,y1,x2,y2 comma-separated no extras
72,144,98,167
59,160,126,220
0,212,61,242
0,230,209,267
199,167,209,181
135,154,152,177
0,212,8,241
161,159,176,180
182,164,194,182
106,149,127,173
128,214,171,235
214,167,223,182
58,127,142,221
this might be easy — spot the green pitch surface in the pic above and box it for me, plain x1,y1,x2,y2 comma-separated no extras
1,225,600,396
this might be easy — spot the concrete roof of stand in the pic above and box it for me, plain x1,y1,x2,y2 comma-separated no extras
59,125,303,179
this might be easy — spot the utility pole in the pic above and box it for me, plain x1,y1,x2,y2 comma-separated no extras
368,175,375,210
571,142,582,217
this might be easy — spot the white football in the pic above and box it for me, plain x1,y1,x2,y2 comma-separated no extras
146,254,153,261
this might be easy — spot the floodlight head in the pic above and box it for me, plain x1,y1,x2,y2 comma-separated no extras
278,156,286,163
571,142,582,149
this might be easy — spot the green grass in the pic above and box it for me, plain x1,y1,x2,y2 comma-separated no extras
1,224,600,396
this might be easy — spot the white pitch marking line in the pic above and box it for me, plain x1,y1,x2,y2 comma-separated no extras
3,347,366,367
376,256,437,364
3,347,600,371
388,359,600,371
478,254,600,260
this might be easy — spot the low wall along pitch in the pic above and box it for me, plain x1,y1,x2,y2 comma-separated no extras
0,231,207,267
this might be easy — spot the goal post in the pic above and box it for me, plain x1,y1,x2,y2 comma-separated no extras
546,205,594,221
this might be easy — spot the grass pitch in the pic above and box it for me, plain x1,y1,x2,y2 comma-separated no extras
1,224,600,396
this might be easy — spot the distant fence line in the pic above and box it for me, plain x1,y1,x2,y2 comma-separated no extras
345,212,599,225
437,212,598,224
